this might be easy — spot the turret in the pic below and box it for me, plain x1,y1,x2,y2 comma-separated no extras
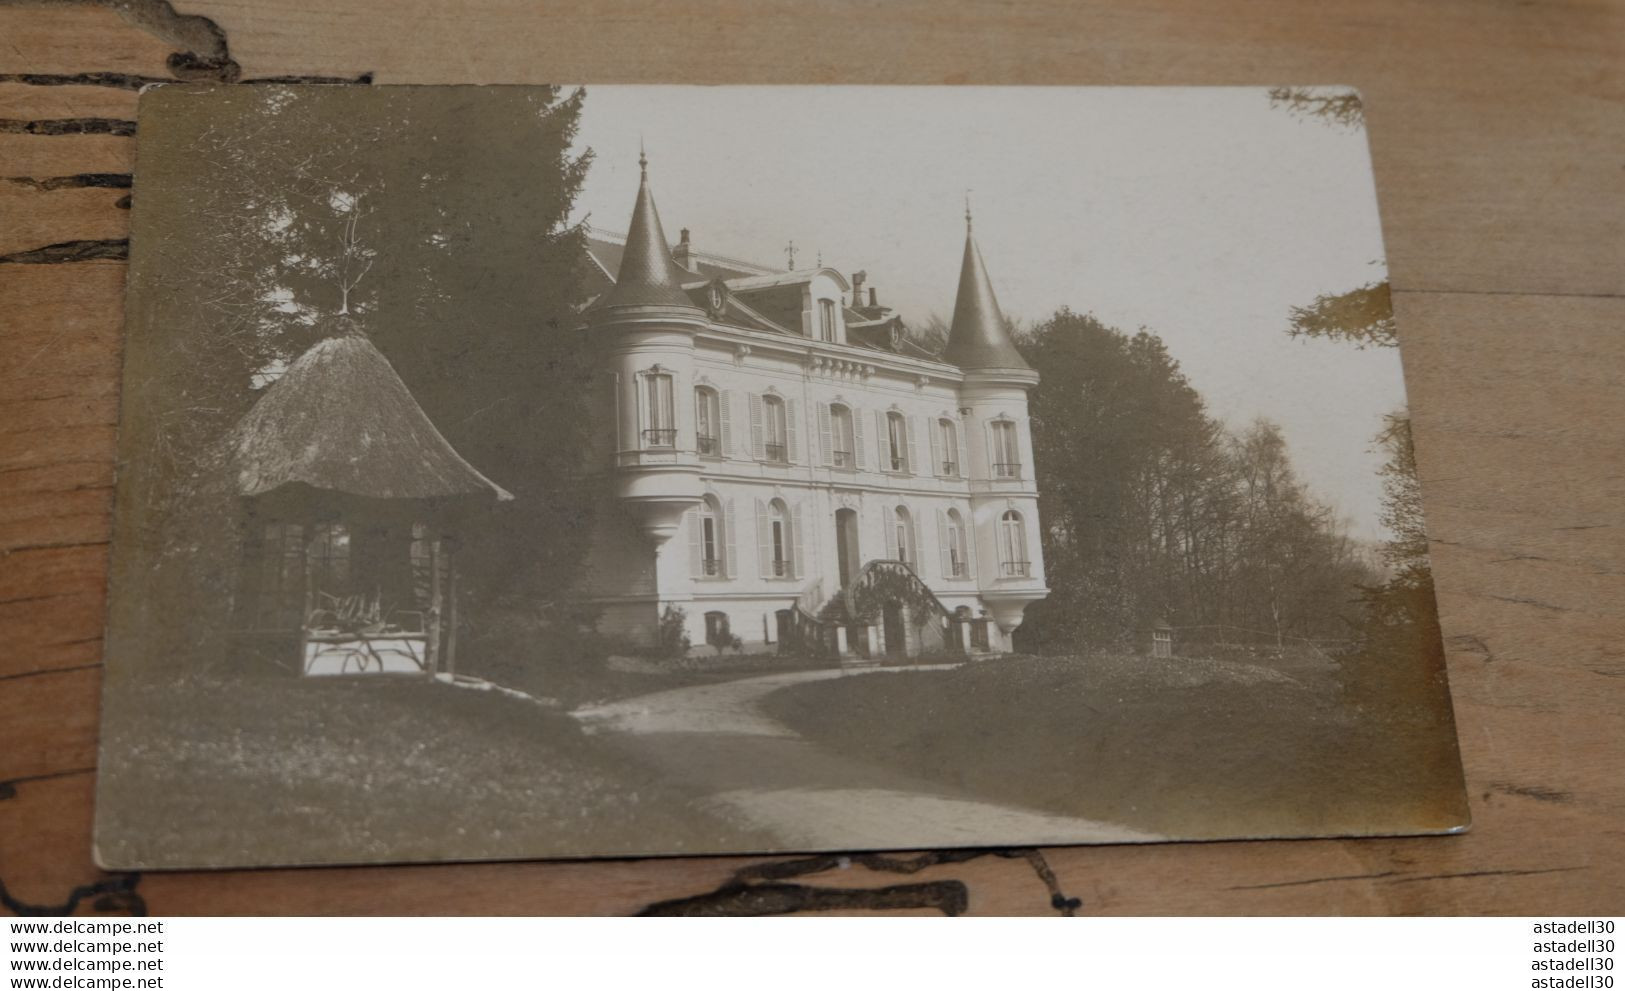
591,152,706,546
946,207,1047,643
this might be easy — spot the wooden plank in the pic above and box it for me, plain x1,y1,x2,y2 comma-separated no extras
0,667,101,788
1,0,1621,916
0,183,130,256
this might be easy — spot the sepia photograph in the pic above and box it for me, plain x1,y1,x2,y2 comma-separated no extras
94,84,1468,869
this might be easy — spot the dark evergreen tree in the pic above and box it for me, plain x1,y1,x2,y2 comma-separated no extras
120,86,598,664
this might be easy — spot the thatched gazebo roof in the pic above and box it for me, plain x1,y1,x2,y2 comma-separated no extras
230,322,513,502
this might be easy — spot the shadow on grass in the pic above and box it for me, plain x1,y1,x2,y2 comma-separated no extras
760,651,1467,841
95,670,774,868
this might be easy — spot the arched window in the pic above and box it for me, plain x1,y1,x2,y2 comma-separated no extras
642,370,675,448
943,508,968,578
759,498,794,578
892,505,916,567
695,386,721,457
936,417,960,477
990,419,1021,478
690,495,734,579
998,510,1029,577
699,496,723,576
886,411,909,473
762,394,788,463
829,403,855,468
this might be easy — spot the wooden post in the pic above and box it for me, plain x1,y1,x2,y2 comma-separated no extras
426,536,441,675
443,540,458,678
300,521,315,676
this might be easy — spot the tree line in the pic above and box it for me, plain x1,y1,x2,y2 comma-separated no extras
1012,309,1383,652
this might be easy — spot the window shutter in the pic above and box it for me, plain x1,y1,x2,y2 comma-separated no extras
817,402,833,466
883,504,898,561
936,509,951,578
719,391,733,459
965,509,978,579
632,371,646,441
985,421,997,478
929,419,943,477
756,499,771,577
875,409,888,468
956,417,970,479
608,372,621,460
725,499,738,578
786,398,800,463
913,513,925,574
686,508,702,578
792,502,805,579
852,407,866,469
749,394,764,460
906,416,920,474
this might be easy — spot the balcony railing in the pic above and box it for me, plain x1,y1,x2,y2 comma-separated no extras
832,450,853,468
940,460,959,477
701,557,721,577
889,455,908,472
947,556,965,578
643,427,677,448
697,434,720,457
1001,560,1031,577
771,558,788,577
993,462,1022,479
764,442,787,464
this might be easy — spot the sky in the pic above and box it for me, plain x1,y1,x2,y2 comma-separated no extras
568,87,1407,542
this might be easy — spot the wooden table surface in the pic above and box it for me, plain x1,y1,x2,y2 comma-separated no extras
2,0,1622,916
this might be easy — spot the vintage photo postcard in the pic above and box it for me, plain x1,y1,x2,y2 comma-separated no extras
95,84,1468,869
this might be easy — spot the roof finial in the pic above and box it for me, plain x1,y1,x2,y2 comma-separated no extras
785,239,796,270
638,136,647,176
965,189,973,232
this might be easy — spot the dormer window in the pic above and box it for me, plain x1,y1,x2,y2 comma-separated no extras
818,298,837,342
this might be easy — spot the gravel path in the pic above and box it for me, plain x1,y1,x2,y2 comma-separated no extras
572,667,1159,850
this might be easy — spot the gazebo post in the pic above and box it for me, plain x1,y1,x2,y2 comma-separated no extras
443,542,459,678
426,536,442,675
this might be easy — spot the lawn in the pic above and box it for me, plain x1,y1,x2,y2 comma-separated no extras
760,652,1467,840
95,670,771,868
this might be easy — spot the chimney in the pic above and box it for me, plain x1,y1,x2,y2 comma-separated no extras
673,227,698,273
868,286,878,308
851,270,867,301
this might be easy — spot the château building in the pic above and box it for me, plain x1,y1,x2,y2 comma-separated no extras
576,154,1047,658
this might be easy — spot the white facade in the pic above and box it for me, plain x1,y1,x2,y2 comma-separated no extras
576,161,1047,658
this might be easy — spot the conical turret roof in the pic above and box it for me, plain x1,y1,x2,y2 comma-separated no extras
594,152,701,312
943,213,1030,372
